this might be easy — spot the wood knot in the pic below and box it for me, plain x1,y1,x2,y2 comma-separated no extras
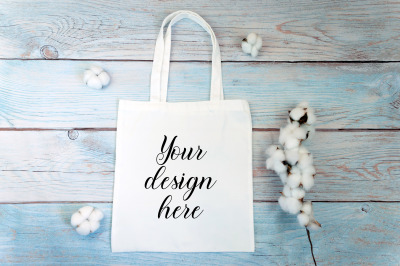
40,45,59,59
361,203,370,213
68,130,79,140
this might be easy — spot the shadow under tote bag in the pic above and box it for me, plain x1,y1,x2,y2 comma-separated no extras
111,10,254,252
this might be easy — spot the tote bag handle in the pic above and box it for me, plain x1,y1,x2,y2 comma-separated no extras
150,10,224,102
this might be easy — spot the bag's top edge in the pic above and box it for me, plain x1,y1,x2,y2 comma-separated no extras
118,99,250,112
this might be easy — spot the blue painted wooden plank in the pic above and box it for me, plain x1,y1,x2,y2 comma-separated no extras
0,202,399,265
0,130,398,202
0,0,399,61
0,203,311,265
311,202,400,265
0,60,399,129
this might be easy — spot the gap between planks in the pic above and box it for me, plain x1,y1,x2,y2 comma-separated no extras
0,128,399,132
2,58,400,64
2,200,400,205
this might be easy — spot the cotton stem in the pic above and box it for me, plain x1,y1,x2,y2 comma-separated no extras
306,227,317,266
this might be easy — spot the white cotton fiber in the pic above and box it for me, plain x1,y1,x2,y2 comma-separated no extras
71,206,104,235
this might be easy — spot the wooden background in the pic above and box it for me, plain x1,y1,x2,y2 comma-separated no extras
1,0,399,264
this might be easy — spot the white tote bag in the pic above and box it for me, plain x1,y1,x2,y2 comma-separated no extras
111,10,254,252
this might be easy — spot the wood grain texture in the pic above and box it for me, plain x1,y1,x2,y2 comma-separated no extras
1,130,398,203
1,60,399,129
0,202,399,265
1,0,400,61
1,1,399,263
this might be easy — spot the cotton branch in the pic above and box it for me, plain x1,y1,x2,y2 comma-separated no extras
266,102,321,229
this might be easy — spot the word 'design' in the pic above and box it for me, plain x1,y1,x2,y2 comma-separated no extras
144,135,217,219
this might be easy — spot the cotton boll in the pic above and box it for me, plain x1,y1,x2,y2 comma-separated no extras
267,145,282,156
279,124,295,144
247,33,258,45
273,160,287,174
241,41,252,54
290,165,301,180
291,187,305,199
278,171,288,183
308,223,320,230
286,197,302,214
287,172,302,188
291,121,301,128
89,221,100,233
280,196,306,215
302,165,316,176
301,168,315,179
308,219,322,230
301,201,313,215
90,66,103,75
89,208,104,222
98,72,111,87
79,206,94,219
278,196,289,212
298,165,315,190
298,153,313,170
301,174,315,191
288,105,309,124
266,145,277,157
274,150,286,162
71,212,86,227
266,158,275,170
87,76,103,90
291,165,301,175
307,126,316,140
71,206,103,235
297,212,310,227
267,158,288,178
306,111,316,125
83,70,95,84
292,127,307,140
279,127,289,145
282,185,292,197
298,146,309,155
266,157,282,172
84,66,111,90
293,102,316,125
251,46,259,57
279,123,305,149
242,33,262,57
285,148,299,165
298,113,308,125
301,124,315,141
266,146,285,167
285,122,300,132
300,202,321,229
271,148,285,162
289,107,306,121
284,137,300,150
76,220,91,236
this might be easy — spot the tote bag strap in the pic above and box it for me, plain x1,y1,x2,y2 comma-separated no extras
150,10,224,102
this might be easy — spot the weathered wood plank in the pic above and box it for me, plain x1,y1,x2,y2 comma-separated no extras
311,202,400,265
1,60,399,129
1,130,398,203
0,203,309,264
0,202,398,265
1,0,400,61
